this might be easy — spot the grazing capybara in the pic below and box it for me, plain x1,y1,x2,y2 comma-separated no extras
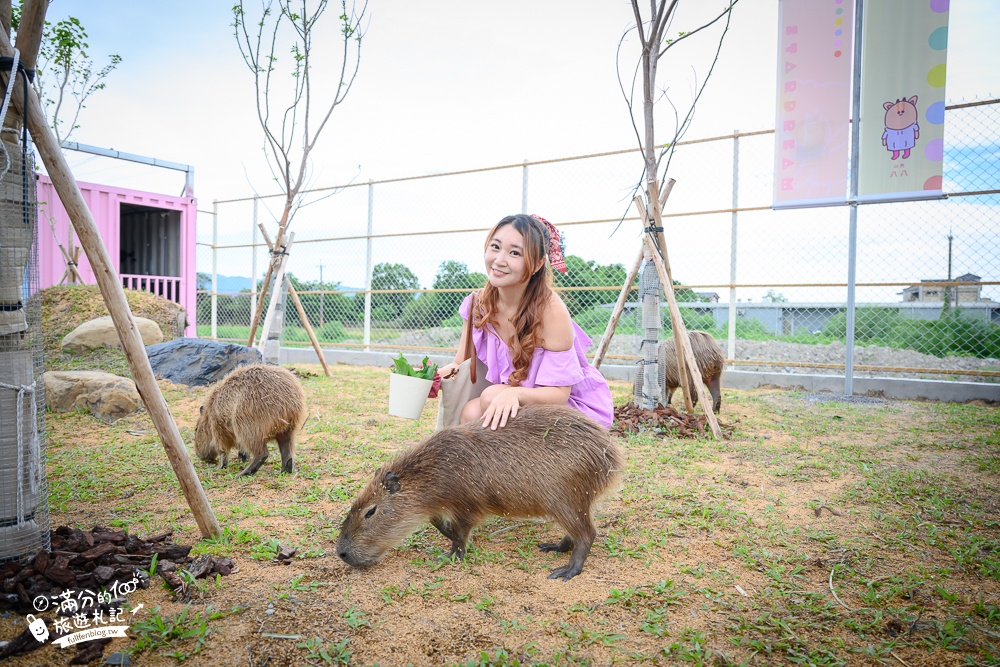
194,364,307,477
336,404,624,581
633,330,725,413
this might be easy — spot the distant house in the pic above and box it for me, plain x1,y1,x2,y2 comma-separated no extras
696,291,720,303
36,175,198,336
901,273,984,303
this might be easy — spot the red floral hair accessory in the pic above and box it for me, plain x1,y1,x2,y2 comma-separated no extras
530,214,567,273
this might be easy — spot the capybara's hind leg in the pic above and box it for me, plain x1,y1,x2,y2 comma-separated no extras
276,431,295,473
237,444,269,477
538,535,573,553
707,374,722,414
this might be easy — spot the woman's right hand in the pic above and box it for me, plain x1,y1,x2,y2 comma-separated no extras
438,362,460,380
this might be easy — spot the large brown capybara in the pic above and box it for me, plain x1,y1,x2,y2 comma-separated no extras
633,330,724,413
194,364,307,477
336,404,624,581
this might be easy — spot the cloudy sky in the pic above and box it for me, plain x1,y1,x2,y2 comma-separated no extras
13,0,998,300
33,0,1000,205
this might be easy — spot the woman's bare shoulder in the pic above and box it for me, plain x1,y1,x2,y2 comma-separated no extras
539,293,573,350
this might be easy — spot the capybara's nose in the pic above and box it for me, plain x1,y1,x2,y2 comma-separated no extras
337,551,349,562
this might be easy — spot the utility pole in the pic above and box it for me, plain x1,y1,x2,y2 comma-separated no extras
318,262,325,328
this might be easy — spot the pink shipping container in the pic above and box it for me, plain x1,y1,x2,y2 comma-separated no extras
35,174,197,336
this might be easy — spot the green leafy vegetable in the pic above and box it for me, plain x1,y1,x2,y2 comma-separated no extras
390,353,438,380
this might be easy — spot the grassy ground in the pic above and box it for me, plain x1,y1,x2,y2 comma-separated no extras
3,362,998,666
5,287,998,666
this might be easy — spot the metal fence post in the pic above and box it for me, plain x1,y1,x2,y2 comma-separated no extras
728,130,739,362
211,201,218,340
844,0,865,396
251,197,258,324
521,160,529,214
364,180,374,351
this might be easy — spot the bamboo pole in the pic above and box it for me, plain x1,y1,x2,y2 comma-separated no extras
0,25,222,538
592,247,643,370
257,224,332,377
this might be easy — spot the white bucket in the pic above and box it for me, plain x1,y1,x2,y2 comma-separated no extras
388,373,433,420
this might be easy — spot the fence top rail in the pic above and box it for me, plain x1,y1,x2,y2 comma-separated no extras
207,98,997,207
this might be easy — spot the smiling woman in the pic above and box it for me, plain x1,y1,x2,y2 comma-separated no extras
436,213,613,430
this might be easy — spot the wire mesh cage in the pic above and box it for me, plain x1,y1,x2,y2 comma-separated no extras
201,100,1000,387
0,135,50,562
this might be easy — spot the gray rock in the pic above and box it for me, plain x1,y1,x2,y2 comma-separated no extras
43,371,142,423
145,338,262,387
61,315,164,354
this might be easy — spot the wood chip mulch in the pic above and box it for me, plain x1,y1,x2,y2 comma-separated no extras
0,525,236,663
611,403,733,439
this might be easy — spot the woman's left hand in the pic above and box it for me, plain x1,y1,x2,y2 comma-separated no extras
481,387,521,430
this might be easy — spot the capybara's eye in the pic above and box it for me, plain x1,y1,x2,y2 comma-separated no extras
364,506,377,519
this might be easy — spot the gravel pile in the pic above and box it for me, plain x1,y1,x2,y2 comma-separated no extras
393,329,999,382
601,334,999,381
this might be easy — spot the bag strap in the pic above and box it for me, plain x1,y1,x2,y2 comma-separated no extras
466,293,477,383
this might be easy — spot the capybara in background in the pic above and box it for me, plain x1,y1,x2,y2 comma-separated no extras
336,404,624,581
194,364,307,477
633,330,725,413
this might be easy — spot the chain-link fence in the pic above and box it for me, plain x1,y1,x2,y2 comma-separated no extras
197,99,1000,385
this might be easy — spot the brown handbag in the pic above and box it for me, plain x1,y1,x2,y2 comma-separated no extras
435,296,491,430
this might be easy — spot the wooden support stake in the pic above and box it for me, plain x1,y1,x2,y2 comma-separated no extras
246,214,291,346
257,232,294,356
257,225,332,377
592,247,644,370
0,25,222,538
47,215,83,284
646,179,693,413
636,228,723,440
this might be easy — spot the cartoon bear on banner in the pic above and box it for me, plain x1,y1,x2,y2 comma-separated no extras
882,96,920,160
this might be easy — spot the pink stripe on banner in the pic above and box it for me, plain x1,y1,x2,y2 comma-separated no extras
772,0,854,209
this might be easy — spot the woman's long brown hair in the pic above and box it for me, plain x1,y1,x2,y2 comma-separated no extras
475,214,554,386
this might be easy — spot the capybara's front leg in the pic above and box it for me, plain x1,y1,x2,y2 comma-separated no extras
707,373,722,414
237,446,269,477
548,514,597,581
431,516,455,541
276,432,295,473
217,452,228,469
538,535,573,553
549,538,593,581
441,515,473,561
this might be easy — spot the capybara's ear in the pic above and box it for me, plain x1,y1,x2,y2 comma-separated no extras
383,471,401,494
883,101,894,111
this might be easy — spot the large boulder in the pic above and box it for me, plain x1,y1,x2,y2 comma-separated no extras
145,338,262,387
61,315,164,354
43,371,142,423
